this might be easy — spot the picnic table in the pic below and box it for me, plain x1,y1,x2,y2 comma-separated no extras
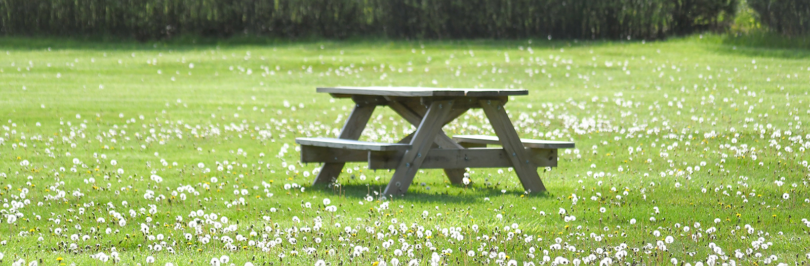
296,87,574,196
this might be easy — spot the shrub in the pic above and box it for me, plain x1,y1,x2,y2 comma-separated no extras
0,0,738,40
748,0,810,36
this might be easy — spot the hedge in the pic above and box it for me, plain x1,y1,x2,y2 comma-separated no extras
0,0,738,40
748,0,810,36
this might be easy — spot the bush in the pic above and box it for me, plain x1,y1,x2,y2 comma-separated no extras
0,0,738,40
748,0,810,36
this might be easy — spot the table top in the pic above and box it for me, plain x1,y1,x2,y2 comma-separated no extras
317,86,528,97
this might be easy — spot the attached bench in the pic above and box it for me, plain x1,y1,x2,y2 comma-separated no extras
296,137,566,170
296,138,409,151
452,135,575,149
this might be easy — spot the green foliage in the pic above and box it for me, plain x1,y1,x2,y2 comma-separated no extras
729,0,762,34
748,0,810,36
0,0,737,40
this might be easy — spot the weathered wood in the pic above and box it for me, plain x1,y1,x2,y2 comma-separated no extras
388,101,467,184
442,169,466,185
459,142,487,148
398,100,470,127
388,101,467,148
312,104,375,185
351,95,389,106
384,100,454,196
301,146,368,163
452,135,575,149
302,86,562,195
480,99,547,193
369,148,557,169
296,138,409,151
380,96,508,110
319,87,528,97
421,96,507,109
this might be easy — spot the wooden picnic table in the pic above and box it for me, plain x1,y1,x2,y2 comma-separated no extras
296,87,574,196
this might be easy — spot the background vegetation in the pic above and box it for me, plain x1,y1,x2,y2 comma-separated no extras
747,0,809,36
0,0,739,40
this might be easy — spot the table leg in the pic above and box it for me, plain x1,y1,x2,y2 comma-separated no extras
384,100,454,196
479,99,546,193
395,132,464,185
388,101,468,185
312,104,376,185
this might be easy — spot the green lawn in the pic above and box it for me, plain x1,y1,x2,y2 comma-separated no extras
0,35,809,265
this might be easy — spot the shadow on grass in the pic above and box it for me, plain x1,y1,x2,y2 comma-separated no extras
308,183,551,204
711,32,810,59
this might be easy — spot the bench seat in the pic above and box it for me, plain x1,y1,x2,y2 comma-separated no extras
452,135,575,149
297,137,560,169
295,138,410,151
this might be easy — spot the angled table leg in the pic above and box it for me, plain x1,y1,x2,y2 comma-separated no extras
479,99,546,193
388,101,468,184
395,132,465,185
383,100,454,196
312,104,376,185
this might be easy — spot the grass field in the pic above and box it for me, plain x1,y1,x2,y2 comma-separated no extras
1,35,809,265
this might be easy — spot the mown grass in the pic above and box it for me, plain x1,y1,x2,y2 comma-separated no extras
0,34,809,265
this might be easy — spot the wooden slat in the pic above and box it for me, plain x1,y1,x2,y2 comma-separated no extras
300,146,369,163
384,100,454,196
480,99,547,193
296,138,409,151
452,135,575,149
459,142,487,148
351,95,389,106
319,87,528,97
369,148,556,169
312,104,375,185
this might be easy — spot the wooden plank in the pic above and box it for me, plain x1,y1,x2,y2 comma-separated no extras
296,138,409,151
351,95,389,106
459,142,487,148
369,148,557,169
411,104,469,185
388,101,467,184
300,146,369,163
421,96,507,109
452,135,575,149
382,96,508,109
318,87,529,97
383,100,454,196
312,104,375,185
480,99,547,193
